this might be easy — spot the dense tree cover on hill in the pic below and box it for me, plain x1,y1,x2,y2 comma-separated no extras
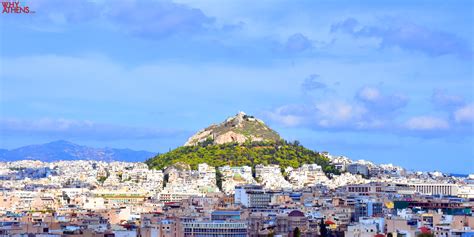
146,140,339,175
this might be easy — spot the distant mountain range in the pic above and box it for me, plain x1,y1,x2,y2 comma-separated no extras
0,140,156,162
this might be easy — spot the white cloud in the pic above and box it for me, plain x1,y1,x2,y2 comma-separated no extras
355,86,408,112
301,74,327,92
331,17,473,59
0,118,184,140
431,89,465,108
263,101,381,131
315,101,366,126
265,113,304,127
285,33,312,53
404,116,450,131
357,86,381,101
454,103,474,124
19,0,217,39
261,104,313,127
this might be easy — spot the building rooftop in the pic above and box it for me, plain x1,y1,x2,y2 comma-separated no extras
288,210,305,217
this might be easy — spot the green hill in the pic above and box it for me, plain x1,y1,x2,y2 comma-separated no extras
146,112,339,175
146,140,339,175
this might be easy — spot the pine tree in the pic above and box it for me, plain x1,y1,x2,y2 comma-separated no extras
320,219,328,237
293,227,301,237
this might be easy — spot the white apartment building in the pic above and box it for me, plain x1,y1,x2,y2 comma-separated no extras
410,183,458,196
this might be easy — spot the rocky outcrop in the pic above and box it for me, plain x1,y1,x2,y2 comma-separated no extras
184,112,281,146
214,131,247,144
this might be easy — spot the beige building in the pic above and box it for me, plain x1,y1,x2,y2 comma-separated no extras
385,218,418,237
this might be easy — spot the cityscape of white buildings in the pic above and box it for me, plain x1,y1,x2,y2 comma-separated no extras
0,154,473,237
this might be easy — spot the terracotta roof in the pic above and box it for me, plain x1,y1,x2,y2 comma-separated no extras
419,226,431,234
325,220,335,225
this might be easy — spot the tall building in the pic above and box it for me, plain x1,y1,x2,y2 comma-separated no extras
234,185,272,208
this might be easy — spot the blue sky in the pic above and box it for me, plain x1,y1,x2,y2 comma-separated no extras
0,0,473,173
